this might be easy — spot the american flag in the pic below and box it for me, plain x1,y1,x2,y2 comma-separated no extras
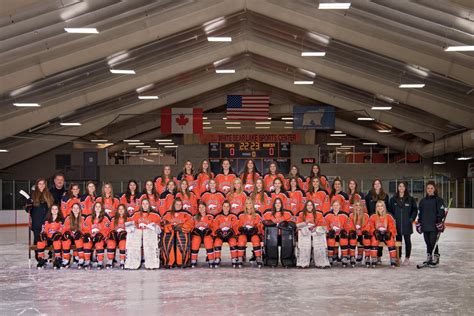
226,95,270,120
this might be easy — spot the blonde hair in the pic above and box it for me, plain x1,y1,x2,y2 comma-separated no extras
375,200,388,228
352,201,366,226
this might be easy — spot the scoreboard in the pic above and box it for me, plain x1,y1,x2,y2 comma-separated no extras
209,141,291,174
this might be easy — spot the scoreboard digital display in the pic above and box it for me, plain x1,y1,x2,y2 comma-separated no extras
209,142,291,174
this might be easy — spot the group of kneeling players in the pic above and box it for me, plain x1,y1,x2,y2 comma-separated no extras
29,159,446,270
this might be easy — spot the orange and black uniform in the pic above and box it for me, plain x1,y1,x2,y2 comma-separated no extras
120,193,141,216
161,210,194,268
82,215,111,264
213,213,239,262
348,213,372,260
369,213,397,262
61,216,84,263
252,191,271,214
241,172,261,194
80,194,97,217
139,193,160,212
263,173,285,192
106,217,129,264
154,176,177,195
270,190,290,212
262,208,294,226
175,191,198,216
325,210,350,261
37,220,63,260
195,172,214,197
177,172,196,192
190,214,215,264
159,190,176,216
305,189,330,214
200,190,226,217
237,213,263,258
61,194,81,218
329,191,351,214
214,172,236,195
227,191,248,217
284,176,307,192
287,189,305,215
96,195,120,218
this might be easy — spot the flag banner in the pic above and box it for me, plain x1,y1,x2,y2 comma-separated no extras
226,95,269,120
293,105,335,130
161,108,203,134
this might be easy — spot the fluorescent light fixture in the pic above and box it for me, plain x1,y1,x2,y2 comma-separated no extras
129,142,144,145
13,103,40,107
222,117,227,120
399,83,425,88
158,142,174,145
60,122,81,126
357,117,375,121
456,156,472,161
203,116,208,120
204,126,212,129
363,142,378,145
155,139,173,142
0,149,9,153
406,64,430,77
285,121,293,125
215,69,235,74
164,145,178,148
267,117,272,120
203,17,226,34
445,46,474,52
225,122,241,125
294,80,314,85
340,145,355,148
301,52,326,57
110,69,136,74
255,122,271,125
207,36,232,42
378,129,391,133
318,2,351,9
327,142,343,146
212,57,231,67
284,126,293,129
136,84,154,93
298,68,316,78
334,130,343,133
136,145,151,148
282,117,294,121
226,126,241,129
256,126,270,129
90,139,108,143
330,133,347,137
138,96,159,100
124,139,140,142
307,32,330,45
433,161,446,165
376,94,396,103
128,151,140,154
371,106,392,110
203,122,211,125
64,27,98,34
107,51,130,66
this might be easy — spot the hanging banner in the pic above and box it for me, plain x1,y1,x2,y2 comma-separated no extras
293,105,335,130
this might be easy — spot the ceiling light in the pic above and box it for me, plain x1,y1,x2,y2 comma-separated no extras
128,151,140,154
225,122,241,125
90,139,108,143
318,2,351,9
334,130,343,133
357,117,375,121
164,145,178,148
301,52,326,57
298,68,316,78
255,122,271,125
327,142,343,146
282,117,294,121
60,122,81,126
203,116,208,120
107,51,130,66
294,81,314,85
340,145,355,148
207,36,232,42
212,57,231,67
363,142,378,145
456,156,472,161
64,27,98,34
284,126,293,129
129,142,144,145
155,139,173,142
405,65,430,77
204,126,212,129
13,103,40,107
222,117,227,120
203,17,226,34
330,133,346,137
215,69,235,73
378,129,391,133
267,117,272,120
135,84,154,93
110,69,136,74
285,122,293,125
433,161,446,165
376,94,396,103
136,145,151,148
307,32,330,45
399,83,425,88
158,142,174,145
138,96,159,100
445,46,474,52
124,139,140,142
256,126,270,129
226,126,241,129
0,149,9,153
371,106,392,110
203,122,211,125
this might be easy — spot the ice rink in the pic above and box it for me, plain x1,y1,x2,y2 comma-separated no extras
1,226,473,315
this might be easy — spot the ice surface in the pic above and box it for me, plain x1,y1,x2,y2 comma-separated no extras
0,227,473,315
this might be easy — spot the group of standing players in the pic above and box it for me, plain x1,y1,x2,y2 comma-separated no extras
28,159,446,270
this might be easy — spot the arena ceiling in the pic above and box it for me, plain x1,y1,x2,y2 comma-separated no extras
1,0,473,169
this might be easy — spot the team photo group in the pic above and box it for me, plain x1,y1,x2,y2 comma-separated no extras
28,159,446,271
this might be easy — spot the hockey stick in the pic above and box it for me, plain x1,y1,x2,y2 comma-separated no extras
19,190,32,268
417,198,452,269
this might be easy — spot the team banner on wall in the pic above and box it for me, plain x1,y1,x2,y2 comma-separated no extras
293,105,335,130
161,108,203,134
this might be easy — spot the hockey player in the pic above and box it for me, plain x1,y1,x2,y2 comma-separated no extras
308,164,330,193
61,183,81,218
119,180,141,215
287,177,305,215
240,159,261,194
80,181,97,216
82,202,111,270
139,180,160,211
305,177,330,214
285,165,307,191
416,181,445,267
200,179,226,217
250,179,271,214
227,178,248,217
346,179,367,214
348,201,372,267
161,198,194,268
325,200,351,267
159,180,177,216
106,204,129,269
213,201,239,267
263,161,285,192
175,179,198,216
190,202,215,268
296,200,329,268
154,165,177,194
96,182,120,218
269,178,290,210
214,159,236,195
389,181,418,266
36,204,63,269
237,198,264,268
369,200,398,268
61,203,84,269
195,159,214,197
329,178,350,213
177,160,196,192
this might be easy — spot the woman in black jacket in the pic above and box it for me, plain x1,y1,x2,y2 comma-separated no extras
417,181,445,266
389,181,418,265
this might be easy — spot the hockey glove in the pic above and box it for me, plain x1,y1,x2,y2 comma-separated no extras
436,222,445,233
73,231,83,241
62,231,72,241
262,220,277,227
415,222,422,234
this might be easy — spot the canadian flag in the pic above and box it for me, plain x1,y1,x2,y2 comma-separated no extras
161,108,203,134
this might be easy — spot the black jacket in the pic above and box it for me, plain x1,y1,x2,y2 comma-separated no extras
365,192,390,216
389,195,418,235
418,195,445,232
49,185,66,205
27,200,49,231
